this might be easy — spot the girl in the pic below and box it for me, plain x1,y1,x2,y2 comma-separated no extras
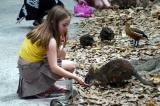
17,6,89,98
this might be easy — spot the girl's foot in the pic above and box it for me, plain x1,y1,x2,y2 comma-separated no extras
35,85,68,98
47,85,68,94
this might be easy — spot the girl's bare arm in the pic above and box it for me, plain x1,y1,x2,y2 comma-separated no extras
47,38,77,79
47,38,89,87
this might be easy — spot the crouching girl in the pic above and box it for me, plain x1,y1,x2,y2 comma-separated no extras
17,6,89,98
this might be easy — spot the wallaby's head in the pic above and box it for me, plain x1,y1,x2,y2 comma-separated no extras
85,64,98,84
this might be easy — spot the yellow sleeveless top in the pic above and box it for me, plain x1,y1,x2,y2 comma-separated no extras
19,37,47,63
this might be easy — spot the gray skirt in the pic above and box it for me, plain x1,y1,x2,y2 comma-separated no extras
17,58,62,98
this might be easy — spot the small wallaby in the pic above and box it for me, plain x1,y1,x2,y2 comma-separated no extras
100,27,114,41
85,59,154,87
80,34,94,48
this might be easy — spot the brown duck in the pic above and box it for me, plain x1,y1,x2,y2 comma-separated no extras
125,22,149,47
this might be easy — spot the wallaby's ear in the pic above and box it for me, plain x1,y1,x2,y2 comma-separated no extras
89,64,93,73
89,63,96,74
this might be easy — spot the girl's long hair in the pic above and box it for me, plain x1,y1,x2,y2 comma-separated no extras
26,6,71,49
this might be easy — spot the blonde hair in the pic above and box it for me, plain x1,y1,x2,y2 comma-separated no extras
26,6,71,49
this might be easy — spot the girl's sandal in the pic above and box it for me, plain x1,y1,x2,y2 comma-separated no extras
47,86,69,94
35,86,68,98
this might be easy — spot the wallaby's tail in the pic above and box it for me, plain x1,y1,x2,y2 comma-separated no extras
132,69,154,86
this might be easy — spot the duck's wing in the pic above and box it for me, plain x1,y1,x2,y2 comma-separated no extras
130,28,145,36
130,28,148,38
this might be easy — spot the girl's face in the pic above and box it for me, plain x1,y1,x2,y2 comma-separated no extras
58,16,71,34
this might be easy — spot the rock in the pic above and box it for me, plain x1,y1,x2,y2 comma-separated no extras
131,57,160,71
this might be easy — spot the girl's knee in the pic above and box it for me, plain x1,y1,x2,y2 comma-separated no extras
62,60,76,72
68,63,76,73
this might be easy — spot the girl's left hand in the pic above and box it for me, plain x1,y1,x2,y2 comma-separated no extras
59,44,64,51
75,76,90,87
60,33,68,47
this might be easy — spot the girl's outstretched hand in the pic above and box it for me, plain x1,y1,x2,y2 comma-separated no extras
75,76,90,87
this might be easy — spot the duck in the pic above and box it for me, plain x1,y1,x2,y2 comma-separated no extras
125,21,148,47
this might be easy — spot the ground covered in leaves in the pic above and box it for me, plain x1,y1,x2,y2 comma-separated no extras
66,3,160,106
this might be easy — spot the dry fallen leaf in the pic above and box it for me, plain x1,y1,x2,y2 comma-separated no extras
146,100,157,106
66,2,160,105
151,75,160,84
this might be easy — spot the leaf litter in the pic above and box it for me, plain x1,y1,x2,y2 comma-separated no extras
66,2,160,106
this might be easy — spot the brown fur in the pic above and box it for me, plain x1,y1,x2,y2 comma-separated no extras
85,59,154,86
100,27,114,41
80,34,94,48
